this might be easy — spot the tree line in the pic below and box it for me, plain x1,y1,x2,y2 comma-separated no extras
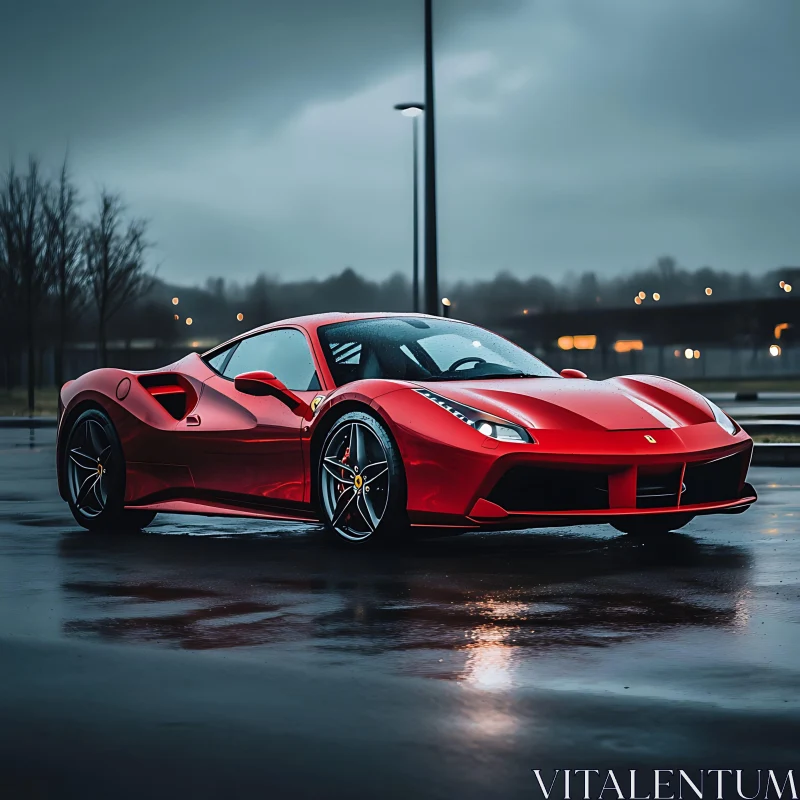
155,256,796,343
0,158,152,412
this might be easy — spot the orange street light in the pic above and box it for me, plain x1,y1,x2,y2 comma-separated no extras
774,322,790,339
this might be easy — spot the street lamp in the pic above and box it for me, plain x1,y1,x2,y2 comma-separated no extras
441,297,451,317
423,0,440,316
394,102,425,312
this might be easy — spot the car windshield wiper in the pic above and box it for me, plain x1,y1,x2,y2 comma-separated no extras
428,370,542,381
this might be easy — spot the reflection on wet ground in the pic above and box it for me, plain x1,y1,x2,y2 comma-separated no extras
57,526,749,675
3,428,798,713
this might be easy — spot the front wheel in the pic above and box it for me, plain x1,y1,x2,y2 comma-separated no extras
611,513,694,536
64,409,157,532
317,411,409,544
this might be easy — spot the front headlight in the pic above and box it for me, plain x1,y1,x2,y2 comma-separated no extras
705,398,738,436
415,388,535,443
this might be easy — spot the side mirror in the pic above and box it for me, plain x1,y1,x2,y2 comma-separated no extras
234,371,313,420
560,368,588,379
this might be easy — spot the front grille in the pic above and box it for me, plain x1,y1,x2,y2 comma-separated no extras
636,466,683,509
682,451,747,505
487,466,609,512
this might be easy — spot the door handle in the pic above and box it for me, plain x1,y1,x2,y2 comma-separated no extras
186,414,201,426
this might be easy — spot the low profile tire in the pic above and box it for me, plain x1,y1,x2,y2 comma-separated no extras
317,411,409,544
612,514,694,536
63,409,157,532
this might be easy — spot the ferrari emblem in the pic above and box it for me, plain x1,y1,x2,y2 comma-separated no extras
644,435,657,443
310,395,325,414
354,474,363,490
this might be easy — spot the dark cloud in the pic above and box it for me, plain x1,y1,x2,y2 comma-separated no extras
2,0,798,284
2,0,519,152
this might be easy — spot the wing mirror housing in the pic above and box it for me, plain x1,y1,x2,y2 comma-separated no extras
234,371,313,420
560,368,588,379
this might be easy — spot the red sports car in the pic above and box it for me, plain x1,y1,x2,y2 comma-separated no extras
57,312,756,543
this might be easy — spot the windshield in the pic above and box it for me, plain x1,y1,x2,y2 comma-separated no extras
317,317,558,386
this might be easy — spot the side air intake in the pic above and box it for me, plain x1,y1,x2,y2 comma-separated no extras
137,374,198,420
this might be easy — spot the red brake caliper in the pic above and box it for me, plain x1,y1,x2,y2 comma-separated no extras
339,446,351,497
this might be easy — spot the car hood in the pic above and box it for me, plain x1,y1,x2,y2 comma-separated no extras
414,375,716,432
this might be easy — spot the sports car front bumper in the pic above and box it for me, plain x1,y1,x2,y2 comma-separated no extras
391,415,755,529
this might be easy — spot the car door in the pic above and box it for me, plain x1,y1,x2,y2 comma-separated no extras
176,328,322,508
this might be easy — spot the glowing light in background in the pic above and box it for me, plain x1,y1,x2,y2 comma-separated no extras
614,339,643,353
774,322,789,339
558,335,597,351
237,312,244,322
769,344,782,357
705,287,713,296
684,348,694,359
653,292,661,301
185,318,193,326
172,297,179,305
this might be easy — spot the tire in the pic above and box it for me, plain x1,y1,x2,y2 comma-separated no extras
63,409,157,532
317,411,409,544
612,513,694,536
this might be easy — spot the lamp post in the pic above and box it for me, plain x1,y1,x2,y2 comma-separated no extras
441,297,451,318
423,0,440,316
394,103,424,312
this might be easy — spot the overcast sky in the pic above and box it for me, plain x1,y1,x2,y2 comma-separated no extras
2,0,799,285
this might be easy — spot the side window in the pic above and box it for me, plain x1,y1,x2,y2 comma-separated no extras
222,329,320,391
206,346,234,373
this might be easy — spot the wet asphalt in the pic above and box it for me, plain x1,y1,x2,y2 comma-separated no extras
1,428,799,798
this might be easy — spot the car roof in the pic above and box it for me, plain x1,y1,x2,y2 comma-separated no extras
202,311,467,357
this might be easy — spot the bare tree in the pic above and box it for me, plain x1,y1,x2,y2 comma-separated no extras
43,159,84,386
0,159,49,412
84,191,151,366
0,193,12,389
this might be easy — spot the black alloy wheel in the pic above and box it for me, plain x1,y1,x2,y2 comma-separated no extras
64,409,156,531
318,411,408,544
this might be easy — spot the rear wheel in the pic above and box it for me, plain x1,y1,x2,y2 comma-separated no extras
318,411,408,544
612,514,694,536
64,409,156,532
